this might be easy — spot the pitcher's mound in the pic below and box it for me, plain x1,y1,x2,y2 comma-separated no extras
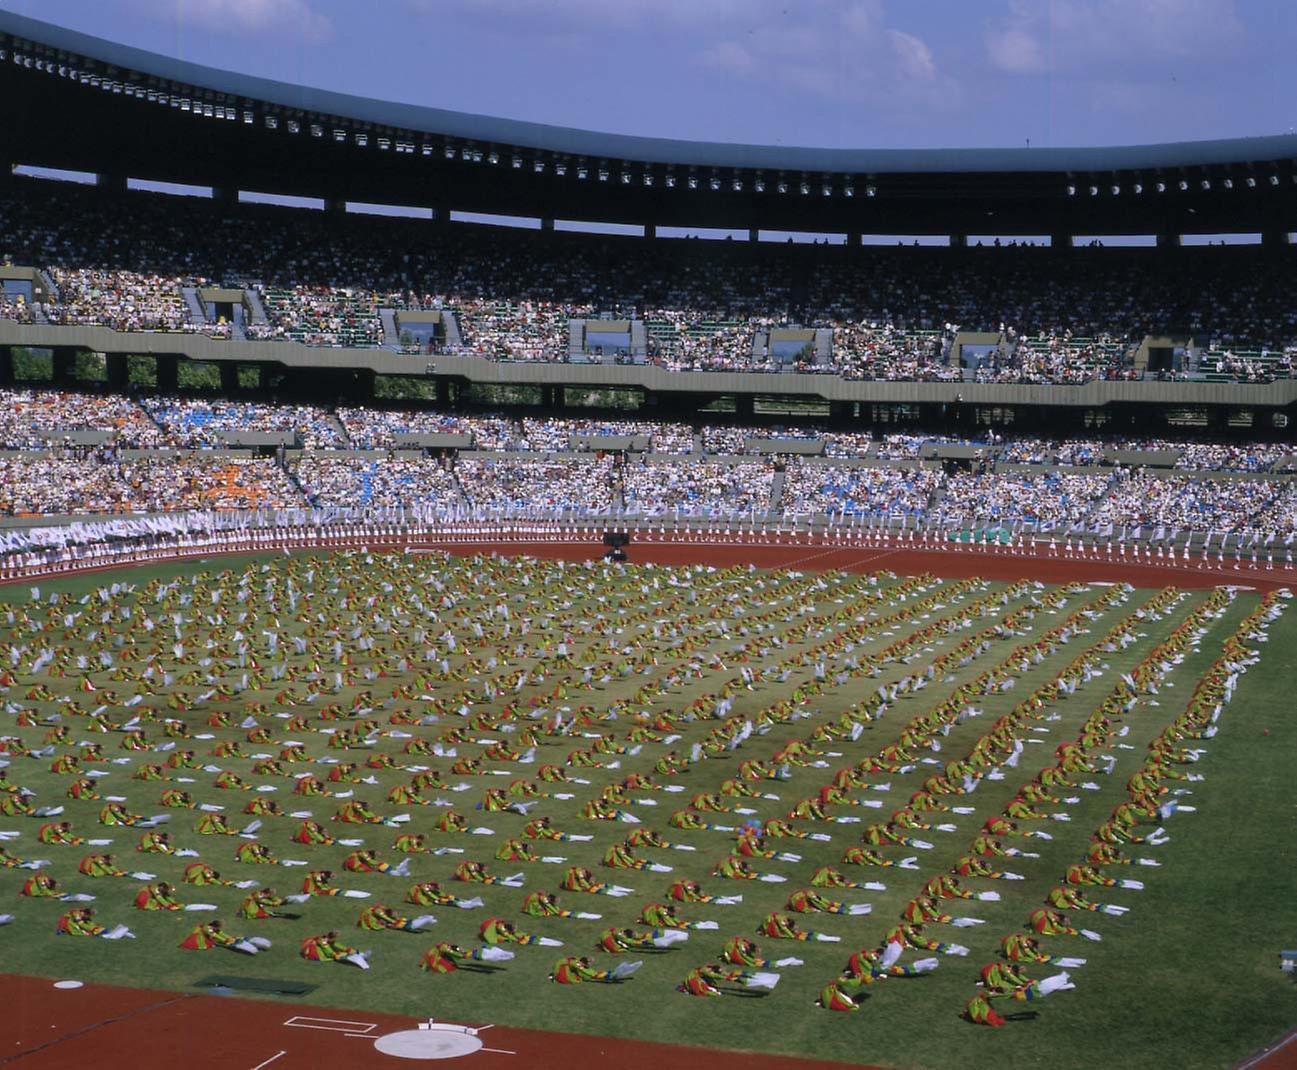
374,1027,485,1060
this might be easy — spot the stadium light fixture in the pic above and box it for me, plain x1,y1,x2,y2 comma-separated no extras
1270,174,1280,186
265,116,278,130
1066,184,1076,196
1111,184,1120,195
753,178,765,192
620,171,632,185
865,185,877,198
555,162,567,176
1246,176,1256,188
799,182,810,195
1088,185,1099,196
1178,179,1189,191
511,156,523,169
776,181,788,194
732,178,743,192
598,169,610,182
533,160,545,173
577,165,589,179
643,173,654,187
487,151,499,164
286,120,300,134
1155,180,1166,192
378,138,391,151
443,146,456,159
664,175,676,188
354,133,368,147
709,176,722,191
1132,182,1143,194
1222,178,1233,189
310,124,323,138
1200,179,1211,190
687,175,699,189
333,128,347,143
843,184,854,197
822,183,833,197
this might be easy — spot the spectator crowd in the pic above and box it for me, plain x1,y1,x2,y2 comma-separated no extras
3,177,1297,381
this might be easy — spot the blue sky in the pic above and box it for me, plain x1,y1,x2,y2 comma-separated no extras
3,0,1294,150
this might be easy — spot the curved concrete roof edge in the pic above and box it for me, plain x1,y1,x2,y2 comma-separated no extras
4,10,1296,174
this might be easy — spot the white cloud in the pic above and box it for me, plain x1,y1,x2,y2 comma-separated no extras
985,26,1047,75
134,0,335,44
698,41,755,76
694,2,958,112
888,30,937,83
408,0,756,27
985,0,1244,74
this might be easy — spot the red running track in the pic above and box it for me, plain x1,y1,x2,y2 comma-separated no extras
0,972,864,1070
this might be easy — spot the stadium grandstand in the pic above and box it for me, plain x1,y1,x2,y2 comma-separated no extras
0,10,1295,1070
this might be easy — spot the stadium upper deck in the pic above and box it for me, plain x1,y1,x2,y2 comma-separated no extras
2,10,1296,238
1,11,1296,422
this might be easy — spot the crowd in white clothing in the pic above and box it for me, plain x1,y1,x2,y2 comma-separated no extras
293,456,460,510
1090,473,1297,533
0,389,165,448
456,457,615,513
0,455,300,515
782,465,940,518
141,397,345,448
937,472,1110,526
621,462,773,516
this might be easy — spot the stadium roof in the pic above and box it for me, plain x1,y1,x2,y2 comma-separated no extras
3,10,1296,237
4,10,1296,176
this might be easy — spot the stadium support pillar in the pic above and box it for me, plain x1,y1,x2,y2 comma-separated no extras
950,234,967,248
220,362,239,394
96,174,126,194
1051,232,1072,251
0,346,13,386
735,395,755,419
324,197,345,215
1157,233,1181,250
540,218,555,232
106,353,128,391
1262,228,1291,249
435,378,452,406
645,223,657,240
847,232,861,251
541,385,563,410
432,206,449,224
156,354,179,394
52,346,77,385
748,228,759,244
213,187,238,209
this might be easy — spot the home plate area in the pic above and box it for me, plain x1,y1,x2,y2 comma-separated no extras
285,1015,513,1061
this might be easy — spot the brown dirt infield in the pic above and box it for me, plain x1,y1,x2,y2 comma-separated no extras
0,972,864,1069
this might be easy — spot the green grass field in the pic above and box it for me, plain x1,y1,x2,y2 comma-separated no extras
0,550,1293,1070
